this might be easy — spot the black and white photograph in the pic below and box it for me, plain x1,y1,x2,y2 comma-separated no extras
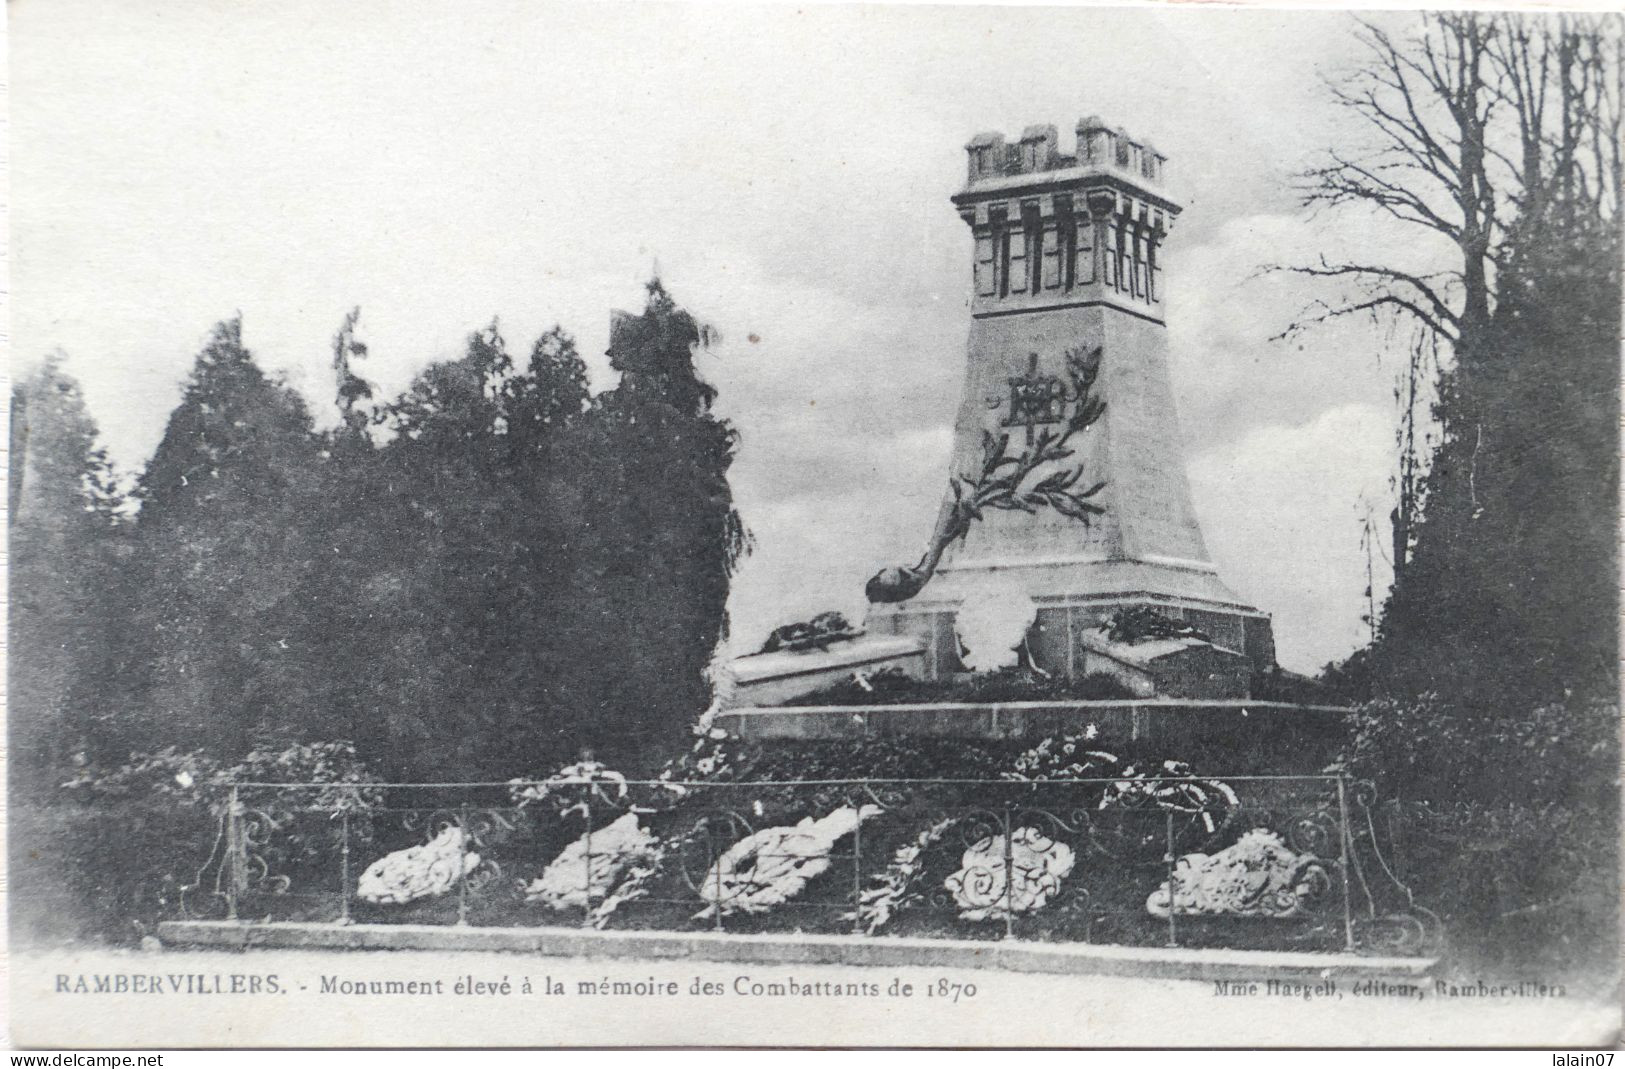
7,0,1622,1050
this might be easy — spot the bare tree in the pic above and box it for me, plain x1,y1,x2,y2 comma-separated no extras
1492,16,1623,229
1280,13,1618,346
1277,15,1498,349
1277,12,1620,582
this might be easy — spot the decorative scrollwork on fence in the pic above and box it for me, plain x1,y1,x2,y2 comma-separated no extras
179,809,232,920
462,857,508,900
1014,805,1092,840
179,795,294,919
1352,907,1444,956
1340,780,1445,956
403,808,460,844
855,782,911,813
1285,810,1341,858
238,806,296,901
675,809,758,901
464,808,518,851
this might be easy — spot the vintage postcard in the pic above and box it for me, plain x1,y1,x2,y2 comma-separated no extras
8,0,1621,1050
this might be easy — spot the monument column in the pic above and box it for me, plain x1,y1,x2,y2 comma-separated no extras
867,116,1276,684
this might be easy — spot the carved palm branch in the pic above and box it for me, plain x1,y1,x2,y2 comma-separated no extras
866,346,1107,604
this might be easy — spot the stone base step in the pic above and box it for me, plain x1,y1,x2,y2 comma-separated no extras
157,920,1434,982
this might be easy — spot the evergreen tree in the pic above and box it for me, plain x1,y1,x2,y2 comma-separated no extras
325,320,595,779
330,306,375,449
489,326,596,771
1379,177,1621,706
565,280,749,774
8,356,125,792
124,319,323,756
250,310,391,756
36,292,746,785
508,326,590,460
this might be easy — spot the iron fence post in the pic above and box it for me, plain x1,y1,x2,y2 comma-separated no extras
456,803,470,927
713,818,726,933
1002,804,1015,940
1336,778,1356,952
851,800,864,935
1388,799,1407,885
582,788,594,929
226,786,243,922
1163,810,1178,947
339,807,353,926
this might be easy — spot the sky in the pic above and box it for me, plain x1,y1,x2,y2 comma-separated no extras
11,1,1450,673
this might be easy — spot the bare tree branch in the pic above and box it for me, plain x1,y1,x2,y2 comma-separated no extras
1278,258,1462,333
1273,292,1461,345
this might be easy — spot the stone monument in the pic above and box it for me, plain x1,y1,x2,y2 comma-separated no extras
865,118,1275,692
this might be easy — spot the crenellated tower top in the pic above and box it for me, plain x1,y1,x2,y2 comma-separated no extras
954,117,1179,320
963,118,1168,187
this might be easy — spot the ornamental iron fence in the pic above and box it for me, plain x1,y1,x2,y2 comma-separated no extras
179,774,1440,956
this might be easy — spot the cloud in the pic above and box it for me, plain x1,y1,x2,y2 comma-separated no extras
11,2,1433,674
1189,402,1395,673
1167,211,1430,457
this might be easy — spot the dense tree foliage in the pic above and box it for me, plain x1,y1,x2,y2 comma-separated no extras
559,284,749,772
1296,14,1620,978
8,358,126,792
1383,184,1620,707
1292,13,1621,714
119,319,325,759
10,282,746,791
